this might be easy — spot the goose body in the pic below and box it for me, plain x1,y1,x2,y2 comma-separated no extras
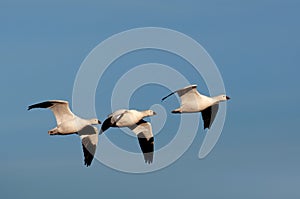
28,100,101,167
101,109,156,164
162,85,230,129
107,109,152,127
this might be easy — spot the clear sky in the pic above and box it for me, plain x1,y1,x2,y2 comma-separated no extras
1,0,300,198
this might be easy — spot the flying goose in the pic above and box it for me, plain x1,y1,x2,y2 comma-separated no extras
162,85,230,129
28,100,101,167
101,109,156,164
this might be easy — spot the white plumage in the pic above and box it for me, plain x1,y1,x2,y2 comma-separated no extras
162,85,230,129
101,109,156,164
28,100,101,167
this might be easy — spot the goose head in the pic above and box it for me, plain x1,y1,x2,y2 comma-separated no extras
215,94,230,102
144,110,157,117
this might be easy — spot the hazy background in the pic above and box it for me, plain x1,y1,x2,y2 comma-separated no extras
1,0,299,198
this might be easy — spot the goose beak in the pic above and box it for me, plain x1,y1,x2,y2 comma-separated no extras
226,96,231,100
98,120,102,124
153,111,157,115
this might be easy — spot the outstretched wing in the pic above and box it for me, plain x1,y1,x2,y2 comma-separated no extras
129,120,154,164
175,84,198,97
79,125,98,167
100,116,113,134
201,104,219,129
109,109,127,124
100,109,128,133
161,85,201,104
175,85,202,106
28,100,75,125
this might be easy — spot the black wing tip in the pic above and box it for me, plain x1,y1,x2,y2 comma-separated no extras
27,105,37,111
137,135,154,164
83,156,93,167
161,91,175,102
100,117,113,133
144,153,154,164
202,104,219,130
204,125,210,130
27,105,39,110
161,97,167,102
82,143,95,167
83,154,93,167
27,101,54,110
203,118,212,129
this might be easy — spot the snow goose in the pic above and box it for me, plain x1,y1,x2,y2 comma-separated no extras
28,100,101,167
162,85,230,129
101,109,156,164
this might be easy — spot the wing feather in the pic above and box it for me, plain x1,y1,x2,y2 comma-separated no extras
28,100,75,125
176,85,202,106
79,125,98,167
201,104,219,129
129,120,154,164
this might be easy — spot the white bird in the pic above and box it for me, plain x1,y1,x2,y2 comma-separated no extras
101,109,156,164
162,85,230,129
28,100,101,167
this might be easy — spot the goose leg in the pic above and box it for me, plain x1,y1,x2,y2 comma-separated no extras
48,127,59,135
171,108,182,114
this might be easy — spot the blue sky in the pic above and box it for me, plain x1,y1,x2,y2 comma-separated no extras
1,0,300,198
